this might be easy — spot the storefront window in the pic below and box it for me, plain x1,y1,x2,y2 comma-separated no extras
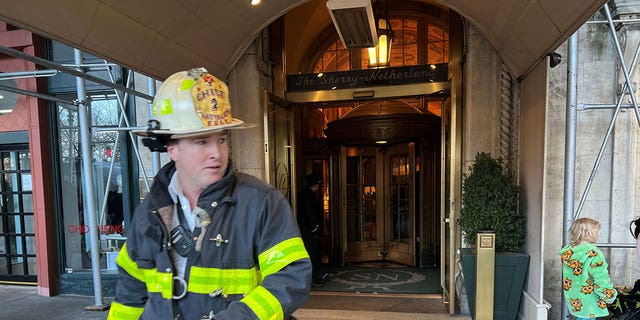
57,94,126,272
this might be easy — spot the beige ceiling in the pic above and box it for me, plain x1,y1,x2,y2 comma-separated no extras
438,0,607,78
0,0,606,80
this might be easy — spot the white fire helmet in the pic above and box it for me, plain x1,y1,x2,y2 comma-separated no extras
134,67,253,139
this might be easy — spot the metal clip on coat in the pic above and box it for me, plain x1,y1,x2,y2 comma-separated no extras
210,234,229,247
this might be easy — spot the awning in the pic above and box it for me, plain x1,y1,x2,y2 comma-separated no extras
0,0,606,80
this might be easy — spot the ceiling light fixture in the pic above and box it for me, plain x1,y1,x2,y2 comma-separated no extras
251,0,261,5
326,0,378,48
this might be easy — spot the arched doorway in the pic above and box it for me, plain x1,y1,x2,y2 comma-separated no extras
285,2,459,307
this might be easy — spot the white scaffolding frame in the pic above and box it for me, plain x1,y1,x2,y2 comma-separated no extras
563,3,639,247
561,2,639,318
0,44,159,307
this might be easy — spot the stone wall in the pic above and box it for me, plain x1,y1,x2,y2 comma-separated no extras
228,36,270,181
462,24,503,170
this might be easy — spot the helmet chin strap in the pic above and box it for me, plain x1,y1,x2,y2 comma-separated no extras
141,136,169,152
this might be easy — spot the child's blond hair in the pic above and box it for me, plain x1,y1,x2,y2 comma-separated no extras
569,217,600,246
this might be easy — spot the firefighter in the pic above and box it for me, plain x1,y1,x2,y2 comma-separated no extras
108,68,311,320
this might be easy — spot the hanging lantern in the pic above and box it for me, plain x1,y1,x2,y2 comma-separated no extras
367,18,393,68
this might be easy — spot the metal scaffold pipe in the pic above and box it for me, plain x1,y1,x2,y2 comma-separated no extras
74,49,105,309
0,83,73,105
561,31,579,320
0,45,153,101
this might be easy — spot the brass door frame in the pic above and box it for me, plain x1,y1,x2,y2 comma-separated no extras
264,91,295,202
441,11,464,314
384,143,416,266
341,146,384,262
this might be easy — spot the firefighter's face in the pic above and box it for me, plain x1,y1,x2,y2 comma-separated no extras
168,131,230,193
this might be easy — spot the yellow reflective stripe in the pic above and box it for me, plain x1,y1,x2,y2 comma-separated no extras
240,285,284,320
107,301,144,320
115,243,145,282
143,269,173,299
188,266,260,295
258,237,309,278
115,243,173,299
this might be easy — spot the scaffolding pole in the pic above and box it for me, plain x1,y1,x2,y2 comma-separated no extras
564,33,578,243
103,65,152,192
0,45,153,101
74,49,106,310
0,83,73,105
561,32,579,320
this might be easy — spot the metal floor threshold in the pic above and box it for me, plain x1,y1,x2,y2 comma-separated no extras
293,291,470,319
293,308,471,320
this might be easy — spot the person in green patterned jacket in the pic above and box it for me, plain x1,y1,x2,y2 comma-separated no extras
559,217,618,319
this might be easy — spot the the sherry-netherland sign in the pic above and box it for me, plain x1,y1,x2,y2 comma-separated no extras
286,63,448,92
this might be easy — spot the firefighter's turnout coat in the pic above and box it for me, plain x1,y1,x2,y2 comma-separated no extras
108,162,312,319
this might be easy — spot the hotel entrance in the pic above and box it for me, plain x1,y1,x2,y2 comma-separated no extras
341,143,416,266
295,98,442,269
285,3,455,300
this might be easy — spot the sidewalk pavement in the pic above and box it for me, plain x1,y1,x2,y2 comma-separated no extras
0,284,471,320
1,284,111,320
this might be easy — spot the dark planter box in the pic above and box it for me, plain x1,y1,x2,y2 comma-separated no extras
460,248,529,320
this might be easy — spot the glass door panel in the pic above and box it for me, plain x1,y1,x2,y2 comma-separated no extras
0,146,36,282
362,155,377,242
266,102,293,200
385,143,415,265
344,147,383,262
342,144,416,266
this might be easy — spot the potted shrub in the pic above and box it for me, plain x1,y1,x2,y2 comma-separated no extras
458,152,529,320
